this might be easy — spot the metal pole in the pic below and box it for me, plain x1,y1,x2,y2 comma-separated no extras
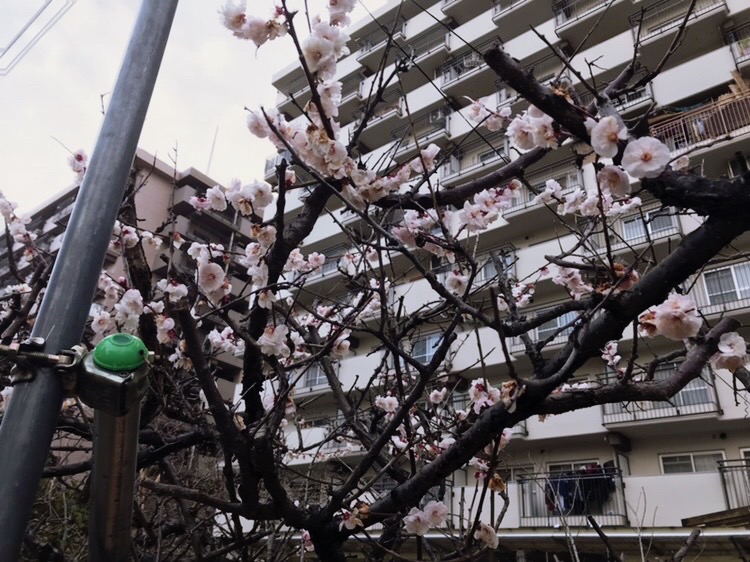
89,409,143,562
0,2,178,559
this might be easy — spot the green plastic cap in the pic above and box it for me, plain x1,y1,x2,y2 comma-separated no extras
92,333,149,372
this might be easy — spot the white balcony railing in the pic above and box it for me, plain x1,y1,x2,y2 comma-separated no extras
649,90,750,156
629,0,726,42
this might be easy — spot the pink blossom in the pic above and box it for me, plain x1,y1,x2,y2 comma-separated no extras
375,395,398,413
198,263,226,293
446,271,469,294
429,387,447,404
258,325,290,357
404,508,431,535
651,293,702,340
710,332,747,372
474,522,499,549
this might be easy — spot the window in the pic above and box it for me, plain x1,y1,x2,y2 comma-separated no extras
536,309,579,341
303,363,327,388
661,451,724,474
478,251,514,282
621,210,674,242
548,460,599,474
411,333,442,364
703,263,750,305
653,364,712,406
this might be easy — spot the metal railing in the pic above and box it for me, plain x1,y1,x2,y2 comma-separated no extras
392,108,452,153
356,89,403,128
440,38,499,86
688,262,750,316
440,134,507,180
493,0,528,16
408,27,449,61
602,367,718,424
649,89,750,156
518,468,628,527
578,84,653,112
496,56,567,105
599,204,681,251
358,18,406,53
725,22,750,66
505,163,580,214
629,0,726,42
553,0,608,27
719,459,750,510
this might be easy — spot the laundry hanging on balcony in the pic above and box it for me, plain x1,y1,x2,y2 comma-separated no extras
544,464,616,515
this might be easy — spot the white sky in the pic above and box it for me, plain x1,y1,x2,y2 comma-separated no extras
0,0,385,214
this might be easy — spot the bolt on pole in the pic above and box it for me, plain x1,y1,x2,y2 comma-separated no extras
0,2,178,560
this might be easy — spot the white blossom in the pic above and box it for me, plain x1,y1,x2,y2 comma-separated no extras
621,136,671,178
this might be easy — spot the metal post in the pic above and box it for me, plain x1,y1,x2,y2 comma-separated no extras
0,2,178,559
89,409,143,562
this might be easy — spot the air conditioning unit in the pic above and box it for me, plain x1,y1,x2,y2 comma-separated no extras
429,110,446,124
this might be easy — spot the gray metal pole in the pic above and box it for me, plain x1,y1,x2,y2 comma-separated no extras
89,409,143,562
0,2,178,559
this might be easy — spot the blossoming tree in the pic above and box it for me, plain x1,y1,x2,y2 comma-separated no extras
1,0,749,559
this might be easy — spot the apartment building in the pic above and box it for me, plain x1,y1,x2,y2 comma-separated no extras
263,0,750,558
0,149,247,400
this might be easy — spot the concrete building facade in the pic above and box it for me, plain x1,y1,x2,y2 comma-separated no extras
262,0,750,558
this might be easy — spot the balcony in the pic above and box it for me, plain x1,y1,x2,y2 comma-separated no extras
578,83,653,114
688,261,750,317
171,186,244,236
357,18,406,71
602,368,719,425
277,74,312,117
629,0,727,43
719,459,750,511
554,0,608,28
517,468,628,527
509,308,580,354
392,107,452,160
407,26,450,72
439,133,508,186
439,38,501,99
595,204,682,252
496,55,568,109
504,162,581,217
649,90,750,156
726,22,750,68
264,150,291,183
355,89,403,148
492,0,528,19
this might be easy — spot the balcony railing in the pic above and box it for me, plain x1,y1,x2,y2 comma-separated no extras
688,261,750,317
649,90,750,156
392,108,451,155
518,468,628,527
719,459,750,510
408,27,449,62
553,0,608,28
358,18,406,53
602,368,718,424
493,0,528,16
440,38,499,86
599,204,681,251
505,163,580,214
496,56,567,106
629,0,726,42
578,84,653,113
725,22,750,66
440,135,507,181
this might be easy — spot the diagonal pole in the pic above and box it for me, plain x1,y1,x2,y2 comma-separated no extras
0,2,178,559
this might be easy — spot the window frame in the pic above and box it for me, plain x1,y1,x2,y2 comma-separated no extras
659,450,725,474
703,262,750,306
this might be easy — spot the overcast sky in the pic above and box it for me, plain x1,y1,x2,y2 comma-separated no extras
0,0,385,214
